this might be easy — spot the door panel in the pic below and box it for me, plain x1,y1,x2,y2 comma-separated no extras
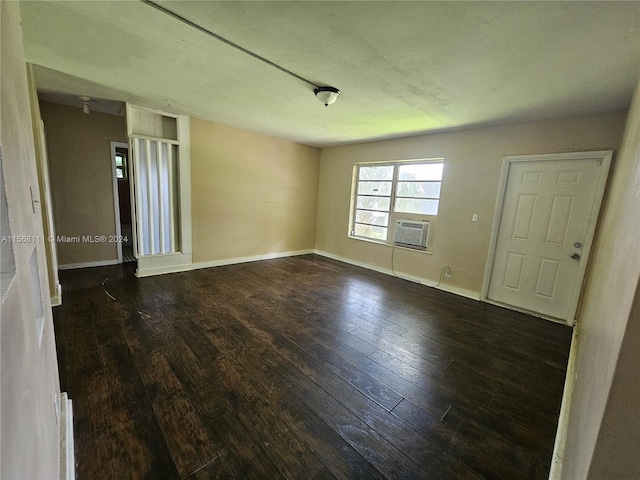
535,258,561,298
545,196,574,244
504,253,526,290
487,155,609,321
512,194,537,239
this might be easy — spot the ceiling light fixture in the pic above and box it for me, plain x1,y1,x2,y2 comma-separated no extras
314,86,340,107
79,96,91,114
141,0,340,107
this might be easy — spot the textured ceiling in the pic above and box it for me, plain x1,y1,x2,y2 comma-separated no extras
20,1,640,147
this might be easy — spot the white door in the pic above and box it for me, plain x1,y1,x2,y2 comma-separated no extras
486,151,612,323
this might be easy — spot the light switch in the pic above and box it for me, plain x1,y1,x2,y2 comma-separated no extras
472,213,478,222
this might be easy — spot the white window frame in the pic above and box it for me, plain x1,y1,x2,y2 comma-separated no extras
349,158,444,243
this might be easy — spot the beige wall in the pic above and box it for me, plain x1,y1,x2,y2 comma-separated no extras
40,101,126,266
316,112,627,297
190,118,320,264
1,2,61,477
561,80,640,479
587,283,640,479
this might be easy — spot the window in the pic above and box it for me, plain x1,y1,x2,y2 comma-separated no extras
351,160,443,242
115,147,128,179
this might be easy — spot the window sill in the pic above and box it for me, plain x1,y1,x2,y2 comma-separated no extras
348,235,433,254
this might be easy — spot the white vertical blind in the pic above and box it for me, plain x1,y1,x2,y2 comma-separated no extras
156,142,165,253
133,138,147,256
145,139,155,254
131,137,178,256
167,144,176,252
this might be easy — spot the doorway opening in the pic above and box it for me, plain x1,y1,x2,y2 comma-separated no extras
110,141,135,264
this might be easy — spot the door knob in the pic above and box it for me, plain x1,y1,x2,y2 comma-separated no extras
571,253,581,260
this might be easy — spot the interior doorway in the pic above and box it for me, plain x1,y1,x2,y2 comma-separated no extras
110,141,135,264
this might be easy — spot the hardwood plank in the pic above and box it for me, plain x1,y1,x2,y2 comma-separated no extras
311,466,339,480
321,376,485,480
66,349,112,421
53,254,571,479
193,413,286,479
189,318,327,479
77,401,180,480
97,342,148,410
187,300,337,388
237,300,407,412
134,350,221,478
200,312,387,480
160,331,230,426
392,397,549,479
206,316,426,479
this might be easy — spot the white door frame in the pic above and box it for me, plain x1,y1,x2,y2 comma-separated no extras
109,141,128,264
481,150,613,325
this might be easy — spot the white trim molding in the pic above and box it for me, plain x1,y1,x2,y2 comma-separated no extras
191,250,314,271
58,392,75,480
58,259,119,270
136,250,316,277
314,249,480,301
176,115,192,256
50,282,62,307
136,252,193,278
109,141,128,264
549,326,579,480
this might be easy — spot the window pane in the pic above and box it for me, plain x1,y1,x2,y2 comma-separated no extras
357,181,392,196
398,163,443,181
396,181,441,198
115,156,124,167
357,196,391,211
351,161,443,244
354,223,387,240
359,165,394,181
395,198,439,215
355,210,389,227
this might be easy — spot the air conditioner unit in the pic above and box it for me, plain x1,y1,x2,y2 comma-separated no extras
394,219,430,249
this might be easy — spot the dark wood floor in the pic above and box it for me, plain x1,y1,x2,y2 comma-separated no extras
53,254,572,479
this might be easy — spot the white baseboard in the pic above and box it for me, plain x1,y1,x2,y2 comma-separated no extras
136,263,193,278
548,326,579,480
136,252,193,278
59,392,75,480
56,250,316,278
483,297,572,326
314,249,480,300
135,249,315,277
191,249,315,271
437,283,481,301
58,259,118,270
50,283,62,307
314,249,396,276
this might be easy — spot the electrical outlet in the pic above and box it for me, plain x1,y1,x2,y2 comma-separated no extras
444,267,452,278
